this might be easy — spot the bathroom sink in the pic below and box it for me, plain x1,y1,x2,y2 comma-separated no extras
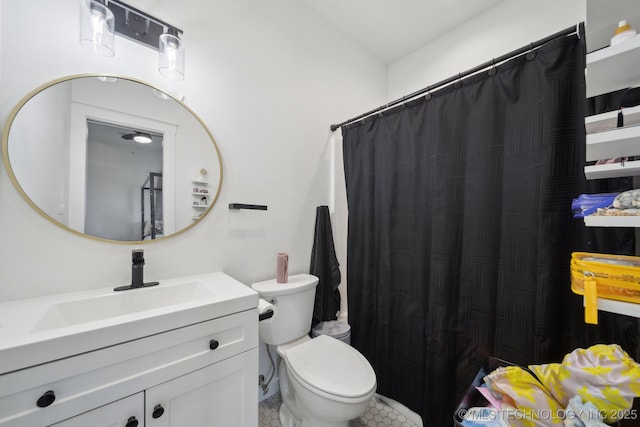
31,281,213,332
0,272,258,374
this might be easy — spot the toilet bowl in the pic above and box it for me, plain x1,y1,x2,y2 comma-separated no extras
281,334,376,426
252,274,376,427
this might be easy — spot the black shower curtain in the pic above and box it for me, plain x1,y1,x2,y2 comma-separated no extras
342,33,637,425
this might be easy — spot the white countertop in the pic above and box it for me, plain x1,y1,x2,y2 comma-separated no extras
0,272,258,374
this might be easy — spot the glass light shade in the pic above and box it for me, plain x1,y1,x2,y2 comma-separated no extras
96,76,118,83
153,88,171,100
158,34,185,81
133,133,153,143
79,0,115,57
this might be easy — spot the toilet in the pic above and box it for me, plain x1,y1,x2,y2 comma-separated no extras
252,274,376,427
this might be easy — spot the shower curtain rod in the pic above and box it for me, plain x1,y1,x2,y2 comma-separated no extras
330,23,583,132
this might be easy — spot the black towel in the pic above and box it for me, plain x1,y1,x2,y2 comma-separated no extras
309,205,341,329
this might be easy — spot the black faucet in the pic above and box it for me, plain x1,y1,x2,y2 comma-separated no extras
114,249,160,291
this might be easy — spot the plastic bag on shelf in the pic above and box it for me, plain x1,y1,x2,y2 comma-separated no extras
571,193,618,218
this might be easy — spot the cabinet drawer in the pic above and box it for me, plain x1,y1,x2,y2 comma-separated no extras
49,392,144,427
0,309,257,427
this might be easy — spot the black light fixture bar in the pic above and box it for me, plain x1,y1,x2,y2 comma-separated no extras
101,0,183,51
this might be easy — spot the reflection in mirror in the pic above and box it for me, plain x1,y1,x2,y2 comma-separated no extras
86,121,164,241
2,75,222,243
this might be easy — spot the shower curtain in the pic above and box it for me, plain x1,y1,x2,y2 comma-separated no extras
342,32,637,425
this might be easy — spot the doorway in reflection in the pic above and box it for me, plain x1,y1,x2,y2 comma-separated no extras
85,121,164,241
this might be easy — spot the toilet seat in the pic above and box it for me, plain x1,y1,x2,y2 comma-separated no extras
284,334,376,401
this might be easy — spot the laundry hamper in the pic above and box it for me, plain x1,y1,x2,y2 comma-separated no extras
453,357,516,427
311,320,351,345
453,354,638,427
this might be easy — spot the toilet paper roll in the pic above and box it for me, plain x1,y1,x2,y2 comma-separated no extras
258,298,276,321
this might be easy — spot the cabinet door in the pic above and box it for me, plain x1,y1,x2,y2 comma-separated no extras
146,348,258,427
49,392,143,427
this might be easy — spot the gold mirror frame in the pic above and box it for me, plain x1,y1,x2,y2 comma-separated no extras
1,74,223,244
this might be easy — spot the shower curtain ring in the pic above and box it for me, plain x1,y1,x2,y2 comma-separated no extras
488,59,497,76
526,42,536,60
454,73,462,88
425,86,432,100
378,103,388,118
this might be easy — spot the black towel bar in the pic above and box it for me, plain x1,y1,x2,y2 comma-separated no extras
229,203,268,210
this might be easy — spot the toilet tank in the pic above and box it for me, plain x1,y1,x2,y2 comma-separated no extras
251,274,319,345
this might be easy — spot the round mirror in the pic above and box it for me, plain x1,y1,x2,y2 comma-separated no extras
2,74,222,243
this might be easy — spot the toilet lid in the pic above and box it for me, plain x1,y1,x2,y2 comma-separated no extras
285,334,376,398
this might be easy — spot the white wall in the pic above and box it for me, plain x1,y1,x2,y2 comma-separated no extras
387,0,586,99
8,81,71,222
0,0,385,298
0,0,386,400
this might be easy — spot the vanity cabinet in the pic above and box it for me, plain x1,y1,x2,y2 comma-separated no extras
0,308,258,427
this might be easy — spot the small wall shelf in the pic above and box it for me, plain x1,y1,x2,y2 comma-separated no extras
191,179,210,220
584,159,640,179
584,296,640,318
586,105,640,133
586,34,640,98
584,109,640,180
585,125,640,162
584,215,640,227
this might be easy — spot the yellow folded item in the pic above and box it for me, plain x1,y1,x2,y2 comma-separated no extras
529,344,640,423
484,365,564,427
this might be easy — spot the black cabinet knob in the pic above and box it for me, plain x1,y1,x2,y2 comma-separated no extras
209,339,219,350
125,416,139,427
152,404,165,419
36,390,56,408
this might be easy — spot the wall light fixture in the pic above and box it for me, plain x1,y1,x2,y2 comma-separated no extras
79,0,115,56
158,31,185,81
80,0,185,80
122,131,153,144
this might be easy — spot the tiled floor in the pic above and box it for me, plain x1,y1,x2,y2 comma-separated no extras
259,393,421,427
